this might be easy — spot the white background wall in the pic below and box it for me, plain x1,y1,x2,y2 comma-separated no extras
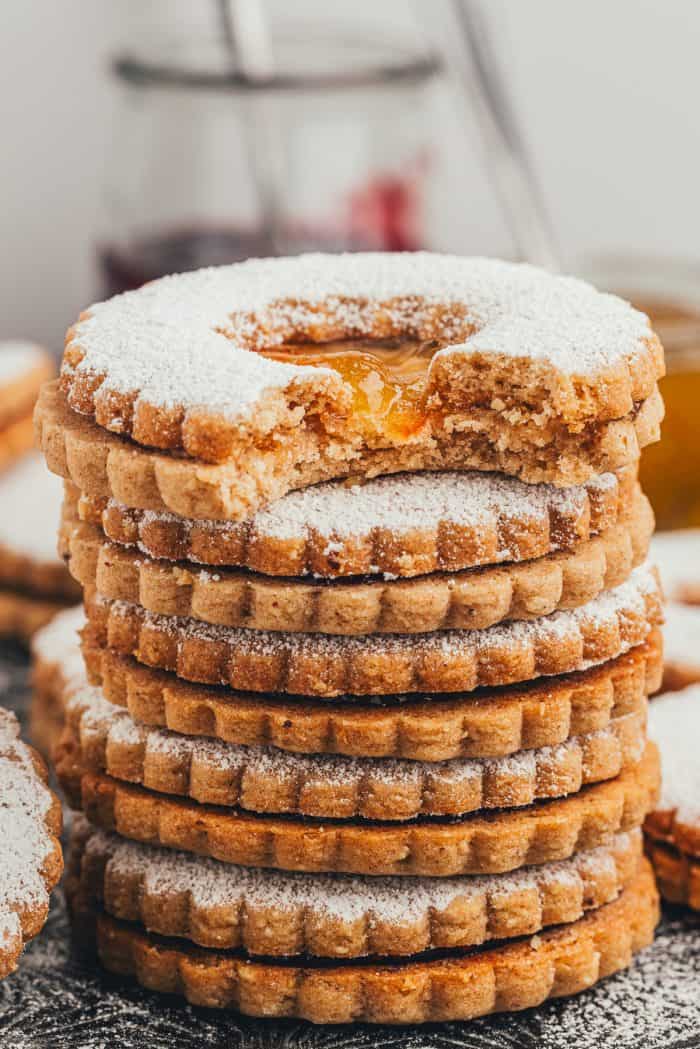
1,0,699,348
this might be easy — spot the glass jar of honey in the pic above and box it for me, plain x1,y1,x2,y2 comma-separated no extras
584,259,700,530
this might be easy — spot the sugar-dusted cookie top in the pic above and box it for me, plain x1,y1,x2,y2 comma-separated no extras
73,465,638,579
0,708,62,978
61,676,646,820
84,560,662,696
60,254,664,477
75,820,641,957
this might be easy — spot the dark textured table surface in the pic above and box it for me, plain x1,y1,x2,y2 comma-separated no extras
1,641,698,1049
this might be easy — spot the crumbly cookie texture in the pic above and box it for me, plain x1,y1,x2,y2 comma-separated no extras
72,745,660,877
62,495,653,635
644,685,700,857
0,341,54,430
0,588,75,645
67,863,659,1024
644,838,700,910
0,455,80,599
83,631,662,761
82,563,663,696
71,818,643,957
0,708,63,979
659,602,700,691
60,254,664,463
70,465,640,579
37,381,663,521
56,677,648,820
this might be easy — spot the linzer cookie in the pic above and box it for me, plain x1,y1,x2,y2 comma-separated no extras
644,687,700,892
73,745,660,877
645,681,700,908
0,412,37,474
0,590,75,645
0,455,80,600
0,341,54,429
69,465,639,578
0,453,80,643
63,494,654,635
651,528,700,604
659,602,700,691
644,837,700,910
57,679,648,820
71,819,643,957
59,255,663,492
30,605,86,755
0,708,63,979
82,563,663,696
37,380,663,524
68,863,659,1024
0,342,54,476
83,632,662,761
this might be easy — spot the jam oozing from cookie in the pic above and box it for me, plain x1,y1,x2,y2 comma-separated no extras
260,338,445,439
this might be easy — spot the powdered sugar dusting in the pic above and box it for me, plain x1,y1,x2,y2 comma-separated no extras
648,685,700,825
79,819,637,926
31,605,85,687
241,469,589,541
105,561,658,667
65,253,652,420
66,680,640,809
0,708,55,952
0,454,66,564
105,465,616,564
0,341,47,385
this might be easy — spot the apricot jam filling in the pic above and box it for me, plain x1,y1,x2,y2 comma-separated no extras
260,338,446,440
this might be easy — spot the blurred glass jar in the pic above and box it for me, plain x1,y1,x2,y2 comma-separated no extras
99,23,441,297
584,258,700,531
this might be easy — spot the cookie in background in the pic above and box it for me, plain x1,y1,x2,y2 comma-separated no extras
0,454,81,643
645,686,700,910
0,342,54,473
651,529,700,689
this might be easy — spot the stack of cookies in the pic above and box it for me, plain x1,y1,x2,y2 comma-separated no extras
35,254,667,1024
